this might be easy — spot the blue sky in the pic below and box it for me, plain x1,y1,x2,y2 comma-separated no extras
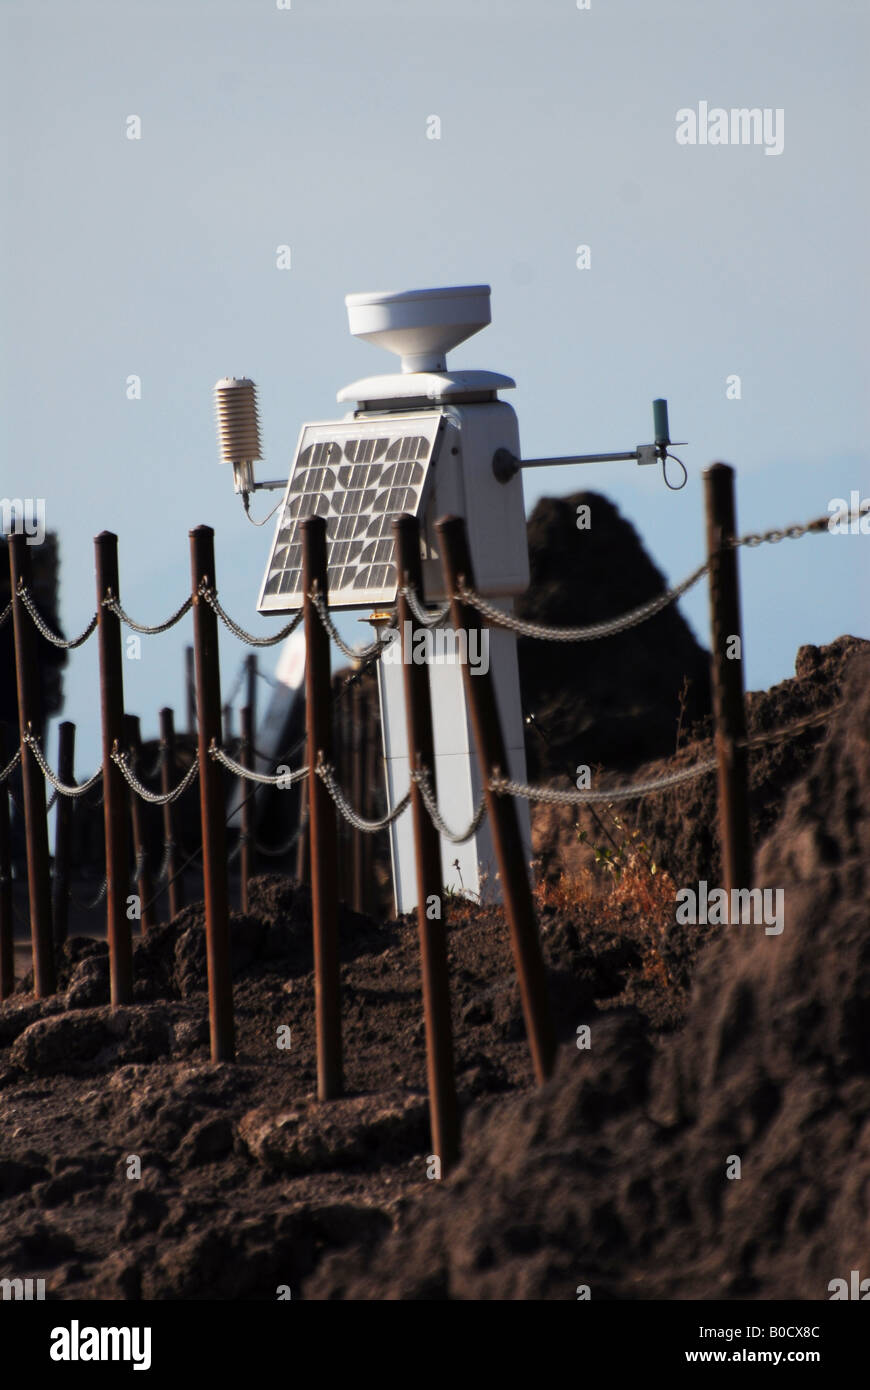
1,0,868,782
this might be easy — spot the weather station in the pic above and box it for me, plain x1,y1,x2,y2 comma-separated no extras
214,285,687,914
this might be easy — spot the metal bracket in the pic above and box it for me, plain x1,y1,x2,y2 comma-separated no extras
491,399,686,484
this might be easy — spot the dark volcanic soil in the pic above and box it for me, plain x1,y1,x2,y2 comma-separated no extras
307,647,870,1300
0,645,868,1300
533,635,867,888
0,869,686,1301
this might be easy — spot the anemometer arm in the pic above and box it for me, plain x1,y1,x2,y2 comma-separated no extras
492,398,687,488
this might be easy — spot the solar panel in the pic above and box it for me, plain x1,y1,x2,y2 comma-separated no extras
257,413,444,612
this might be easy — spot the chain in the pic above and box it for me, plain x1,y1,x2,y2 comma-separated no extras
316,758,410,832
735,520,825,548
210,741,308,786
457,561,710,642
0,746,21,782
46,789,58,812
101,591,193,634
412,702,839,821
0,599,11,628
397,586,452,628
410,767,487,843
23,732,103,797
735,503,870,548
67,847,145,907
197,582,303,646
153,839,175,884
738,703,841,750
492,755,720,805
111,748,199,804
69,877,108,910
309,590,389,660
17,586,98,648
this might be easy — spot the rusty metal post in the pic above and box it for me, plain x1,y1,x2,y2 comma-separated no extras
185,645,196,735
123,715,155,932
190,525,235,1063
435,515,555,1085
95,531,133,1005
302,515,342,1100
245,654,257,753
704,463,752,893
51,720,75,947
239,705,254,914
159,707,184,919
351,680,365,915
362,683,377,915
9,533,57,997
0,724,14,999
339,694,354,904
394,515,459,1172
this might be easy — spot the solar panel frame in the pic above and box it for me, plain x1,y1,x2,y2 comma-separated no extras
257,411,446,613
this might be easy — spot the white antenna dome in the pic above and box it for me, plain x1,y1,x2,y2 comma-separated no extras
345,285,491,373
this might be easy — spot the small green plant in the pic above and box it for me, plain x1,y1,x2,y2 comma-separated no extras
578,808,657,882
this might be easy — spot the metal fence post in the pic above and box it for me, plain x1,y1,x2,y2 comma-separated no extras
394,514,460,1172
159,707,184,919
240,704,254,914
95,531,133,1005
704,463,752,893
185,645,196,736
190,525,235,1063
52,720,75,947
124,714,155,932
362,683,377,914
245,654,257,755
9,533,56,997
302,515,342,1100
436,514,555,1085
351,681,365,915
0,724,14,999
